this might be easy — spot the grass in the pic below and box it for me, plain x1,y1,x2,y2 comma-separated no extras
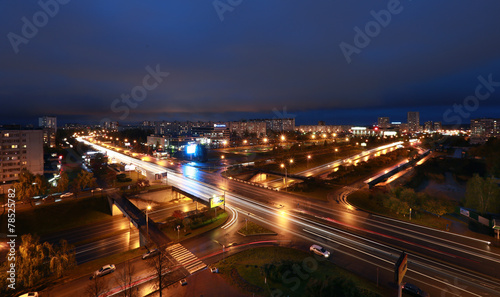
238,221,276,236
0,195,112,236
161,211,228,243
217,246,389,297
348,190,452,230
289,184,341,202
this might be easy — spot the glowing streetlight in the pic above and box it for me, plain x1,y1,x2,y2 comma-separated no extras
281,135,286,141
146,205,152,240
243,140,248,145
307,155,311,168
263,137,268,143
221,155,225,159
280,163,287,192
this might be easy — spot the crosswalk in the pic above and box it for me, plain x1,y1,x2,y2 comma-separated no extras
167,243,206,274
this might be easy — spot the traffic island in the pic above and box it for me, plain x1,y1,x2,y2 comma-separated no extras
237,221,277,236
216,246,388,297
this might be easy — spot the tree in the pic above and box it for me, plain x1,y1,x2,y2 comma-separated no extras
114,260,137,297
12,169,48,205
148,249,174,297
0,234,76,291
54,171,69,193
86,275,108,297
423,196,453,217
465,174,500,214
73,170,97,196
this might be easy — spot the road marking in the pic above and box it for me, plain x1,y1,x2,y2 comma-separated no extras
167,243,206,274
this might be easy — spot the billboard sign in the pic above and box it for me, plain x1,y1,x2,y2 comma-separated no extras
394,252,407,284
210,195,225,208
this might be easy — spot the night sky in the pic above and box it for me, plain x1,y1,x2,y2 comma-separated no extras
2,1,500,126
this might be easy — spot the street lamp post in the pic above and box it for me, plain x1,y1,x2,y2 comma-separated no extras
146,205,151,241
307,155,311,168
281,163,287,192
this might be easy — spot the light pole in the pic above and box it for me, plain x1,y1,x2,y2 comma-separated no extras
280,163,287,191
146,205,151,240
307,155,311,168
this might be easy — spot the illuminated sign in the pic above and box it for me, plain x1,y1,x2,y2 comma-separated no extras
210,195,225,208
186,144,197,154
214,124,226,128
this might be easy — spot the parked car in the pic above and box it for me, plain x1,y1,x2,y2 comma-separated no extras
142,248,160,260
60,192,74,198
310,244,330,258
179,279,187,286
91,187,103,193
93,264,116,278
402,283,429,297
18,293,39,297
210,267,219,273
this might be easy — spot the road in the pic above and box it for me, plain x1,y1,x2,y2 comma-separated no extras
41,199,196,264
73,137,500,296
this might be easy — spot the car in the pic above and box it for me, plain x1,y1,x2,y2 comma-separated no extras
60,192,74,198
142,248,160,259
18,293,39,297
210,267,219,273
179,279,187,286
310,244,330,258
402,283,429,297
93,264,116,278
91,188,103,193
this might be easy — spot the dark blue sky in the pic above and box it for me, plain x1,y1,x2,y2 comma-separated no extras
2,1,500,126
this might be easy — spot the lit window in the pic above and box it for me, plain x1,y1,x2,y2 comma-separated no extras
11,145,18,148
3,133,9,137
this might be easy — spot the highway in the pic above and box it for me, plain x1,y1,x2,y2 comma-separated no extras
41,199,197,264
75,137,500,296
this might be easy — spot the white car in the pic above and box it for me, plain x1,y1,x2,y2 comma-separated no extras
142,248,160,259
60,192,74,198
93,264,116,278
210,267,219,273
310,244,330,258
179,278,187,286
18,293,38,297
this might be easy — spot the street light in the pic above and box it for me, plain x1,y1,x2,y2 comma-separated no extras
146,205,151,240
280,135,286,141
307,155,311,168
281,163,287,192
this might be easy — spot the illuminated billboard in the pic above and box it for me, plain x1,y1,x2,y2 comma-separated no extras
210,195,225,208
186,144,197,154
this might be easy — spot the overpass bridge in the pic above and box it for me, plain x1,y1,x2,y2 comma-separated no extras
107,190,171,247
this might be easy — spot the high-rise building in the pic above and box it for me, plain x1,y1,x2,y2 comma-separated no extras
0,129,43,193
470,118,500,144
265,118,295,132
228,120,267,137
424,121,434,132
38,116,57,148
407,112,420,132
378,117,390,129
